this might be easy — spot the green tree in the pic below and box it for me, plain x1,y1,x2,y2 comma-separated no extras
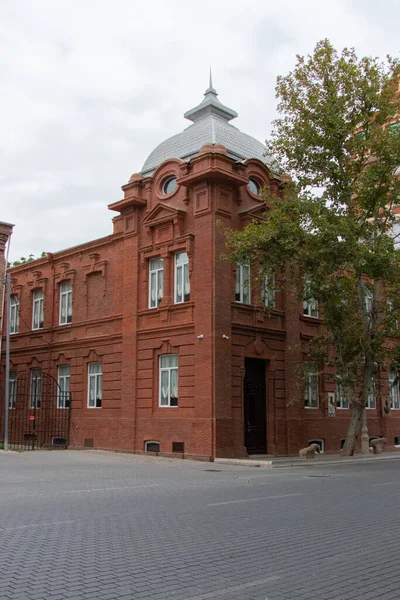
7,252,46,268
227,40,400,456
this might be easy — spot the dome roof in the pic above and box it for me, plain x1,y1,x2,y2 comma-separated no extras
141,78,274,176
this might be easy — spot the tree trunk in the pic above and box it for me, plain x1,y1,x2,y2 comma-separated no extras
341,401,364,456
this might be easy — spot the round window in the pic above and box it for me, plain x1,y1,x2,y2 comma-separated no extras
248,178,261,196
162,177,177,195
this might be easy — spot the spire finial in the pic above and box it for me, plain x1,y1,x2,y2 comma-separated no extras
209,67,213,90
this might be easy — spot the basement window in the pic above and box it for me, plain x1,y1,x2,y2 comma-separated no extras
308,438,324,453
394,436,400,448
172,441,184,453
145,441,160,453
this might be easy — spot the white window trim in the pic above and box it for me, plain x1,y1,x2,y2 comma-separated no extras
389,369,400,410
32,289,44,330
303,280,318,318
57,365,71,409
235,263,251,304
145,440,160,452
174,252,190,304
88,363,102,408
304,364,319,408
10,295,19,334
308,438,325,453
159,355,178,407
148,258,164,309
303,298,319,318
366,377,376,410
365,290,373,316
336,378,349,409
262,274,275,308
59,281,72,325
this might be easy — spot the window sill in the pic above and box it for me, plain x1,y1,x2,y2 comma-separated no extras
300,314,322,325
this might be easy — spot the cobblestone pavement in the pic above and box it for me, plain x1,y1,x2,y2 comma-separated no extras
0,450,399,600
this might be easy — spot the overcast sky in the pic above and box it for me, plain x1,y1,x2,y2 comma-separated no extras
1,0,399,261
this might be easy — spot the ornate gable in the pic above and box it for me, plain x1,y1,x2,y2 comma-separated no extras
142,203,186,244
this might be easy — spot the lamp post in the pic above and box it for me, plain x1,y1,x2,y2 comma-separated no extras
4,272,10,451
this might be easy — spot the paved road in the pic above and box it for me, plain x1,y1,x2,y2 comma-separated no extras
0,450,399,600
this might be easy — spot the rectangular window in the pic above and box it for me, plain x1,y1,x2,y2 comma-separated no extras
366,377,376,409
9,371,17,409
365,290,373,316
58,365,71,409
336,377,349,409
235,264,250,304
10,295,19,334
389,370,400,410
88,363,102,408
175,252,190,304
304,364,318,408
303,280,318,317
261,274,275,308
32,289,44,330
388,299,398,330
30,369,41,409
159,354,178,407
149,258,164,308
59,281,72,325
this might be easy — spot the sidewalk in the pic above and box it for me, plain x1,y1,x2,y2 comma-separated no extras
214,450,400,468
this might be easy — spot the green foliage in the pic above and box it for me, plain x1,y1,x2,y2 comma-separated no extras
7,252,46,268
227,40,400,453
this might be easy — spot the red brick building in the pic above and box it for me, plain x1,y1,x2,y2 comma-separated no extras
2,83,400,458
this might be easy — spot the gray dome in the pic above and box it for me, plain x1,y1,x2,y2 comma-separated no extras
141,81,274,176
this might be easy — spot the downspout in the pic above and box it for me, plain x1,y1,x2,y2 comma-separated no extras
211,184,216,460
47,253,55,374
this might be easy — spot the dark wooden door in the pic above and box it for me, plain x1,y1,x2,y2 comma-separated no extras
243,358,267,454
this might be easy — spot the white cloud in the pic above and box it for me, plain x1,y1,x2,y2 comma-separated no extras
1,0,399,259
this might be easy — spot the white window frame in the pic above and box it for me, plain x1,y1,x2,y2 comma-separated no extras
9,371,17,409
389,369,400,410
149,258,164,308
88,363,102,408
387,299,399,330
59,281,72,325
365,290,373,316
57,365,71,409
304,364,319,408
308,438,324,453
235,263,251,304
336,377,349,409
10,295,19,334
174,252,190,304
30,369,41,409
261,274,275,308
32,289,44,330
366,377,376,409
159,354,178,407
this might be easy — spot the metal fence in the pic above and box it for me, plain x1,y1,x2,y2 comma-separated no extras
0,371,71,450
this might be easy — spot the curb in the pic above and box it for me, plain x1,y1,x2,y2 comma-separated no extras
214,453,400,469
